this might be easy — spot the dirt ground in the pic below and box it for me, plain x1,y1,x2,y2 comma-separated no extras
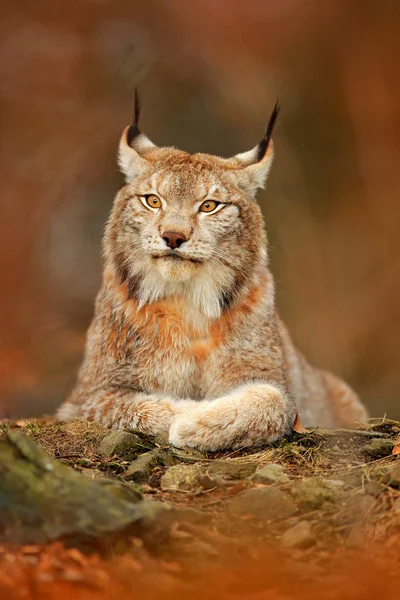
0,417,399,599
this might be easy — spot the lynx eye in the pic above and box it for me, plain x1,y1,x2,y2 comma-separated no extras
199,200,220,213
144,194,162,209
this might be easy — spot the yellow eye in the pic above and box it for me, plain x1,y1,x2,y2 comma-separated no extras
199,200,219,213
145,194,162,209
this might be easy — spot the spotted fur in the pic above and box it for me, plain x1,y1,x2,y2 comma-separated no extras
56,115,368,451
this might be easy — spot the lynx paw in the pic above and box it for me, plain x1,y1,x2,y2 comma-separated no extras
168,383,294,452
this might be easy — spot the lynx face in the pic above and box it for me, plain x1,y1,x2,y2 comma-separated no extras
122,156,243,284
105,104,278,319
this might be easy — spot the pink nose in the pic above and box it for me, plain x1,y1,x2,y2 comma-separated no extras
162,231,188,249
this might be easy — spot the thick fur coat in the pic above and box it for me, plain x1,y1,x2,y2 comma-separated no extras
57,104,368,450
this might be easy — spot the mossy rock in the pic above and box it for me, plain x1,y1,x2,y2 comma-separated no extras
0,431,176,547
160,464,216,492
97,430,150,461
290,478,335,511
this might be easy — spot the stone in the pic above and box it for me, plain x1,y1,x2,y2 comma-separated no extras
160,464,216,492
281,521,315,549
206,460,257,480
290,478,335,511
166,447,207,462
0,431,172,546
362,438,396,459
324,479,346,490
97,430,146,460
228,487,297,520
394,497,400,511
251,464,289,485
123,449,172,483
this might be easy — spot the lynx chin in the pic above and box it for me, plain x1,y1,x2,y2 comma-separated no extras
57,95,368,451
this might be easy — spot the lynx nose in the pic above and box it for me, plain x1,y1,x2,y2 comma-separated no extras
162,231,188,249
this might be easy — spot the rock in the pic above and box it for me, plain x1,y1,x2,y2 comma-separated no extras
166,447,207,462
363,438,396,458
228,487,297,520
324,479,346,490
206,460,257,480
281,521,315,549
124,449,175,483
96,430,146,460
394,497,400,511
291,478,335,510
251,464,289,485
160,464,216,492
379,464,400,489
0,431,172,546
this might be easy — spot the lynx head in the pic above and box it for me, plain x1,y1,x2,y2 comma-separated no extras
105,93,279,320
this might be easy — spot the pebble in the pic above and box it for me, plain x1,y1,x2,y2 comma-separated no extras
160,464,216,492
251,464,289,485
290,478,334,510
97,430,145,460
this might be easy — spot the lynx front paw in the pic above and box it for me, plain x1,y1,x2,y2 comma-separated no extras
168,383,295,452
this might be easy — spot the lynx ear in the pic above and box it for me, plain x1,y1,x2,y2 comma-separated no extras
233,102,279,196
118,90,157,182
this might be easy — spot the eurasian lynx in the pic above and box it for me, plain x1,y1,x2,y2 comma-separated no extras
57,96,368,450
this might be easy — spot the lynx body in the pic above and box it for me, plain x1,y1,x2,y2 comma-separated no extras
57,102,368,450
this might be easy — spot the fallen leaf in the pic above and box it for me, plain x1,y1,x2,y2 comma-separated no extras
392,435,400,455
293,413,308,434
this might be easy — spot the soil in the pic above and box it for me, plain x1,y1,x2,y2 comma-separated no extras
0,417,399,599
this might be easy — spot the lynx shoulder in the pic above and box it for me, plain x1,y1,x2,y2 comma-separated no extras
57,98,368,451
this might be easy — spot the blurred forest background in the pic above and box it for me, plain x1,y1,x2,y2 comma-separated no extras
1,0,399,419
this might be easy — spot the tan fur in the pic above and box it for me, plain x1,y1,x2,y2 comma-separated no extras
57,120,368,450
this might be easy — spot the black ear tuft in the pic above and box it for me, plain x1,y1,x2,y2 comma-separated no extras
256,100,280,162
126,88,142,147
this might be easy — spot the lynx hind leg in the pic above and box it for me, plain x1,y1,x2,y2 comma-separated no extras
168,383,296,452
322,371,368,427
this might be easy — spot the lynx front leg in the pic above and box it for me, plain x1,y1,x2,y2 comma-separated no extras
168,382,296,451
57,389,197,438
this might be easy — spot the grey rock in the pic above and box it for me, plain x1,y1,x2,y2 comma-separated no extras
166,447,207,462
363,438,395,459
124,449,172,483
0,431,170,546
206,460,257,480
324,479,346,490
160,464,216,492
291,478,335,510
252,464,289,485
97,430,146,460
281,521,315,549
228,487,297,520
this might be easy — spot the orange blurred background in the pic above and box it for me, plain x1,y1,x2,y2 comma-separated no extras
1,0,399,419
